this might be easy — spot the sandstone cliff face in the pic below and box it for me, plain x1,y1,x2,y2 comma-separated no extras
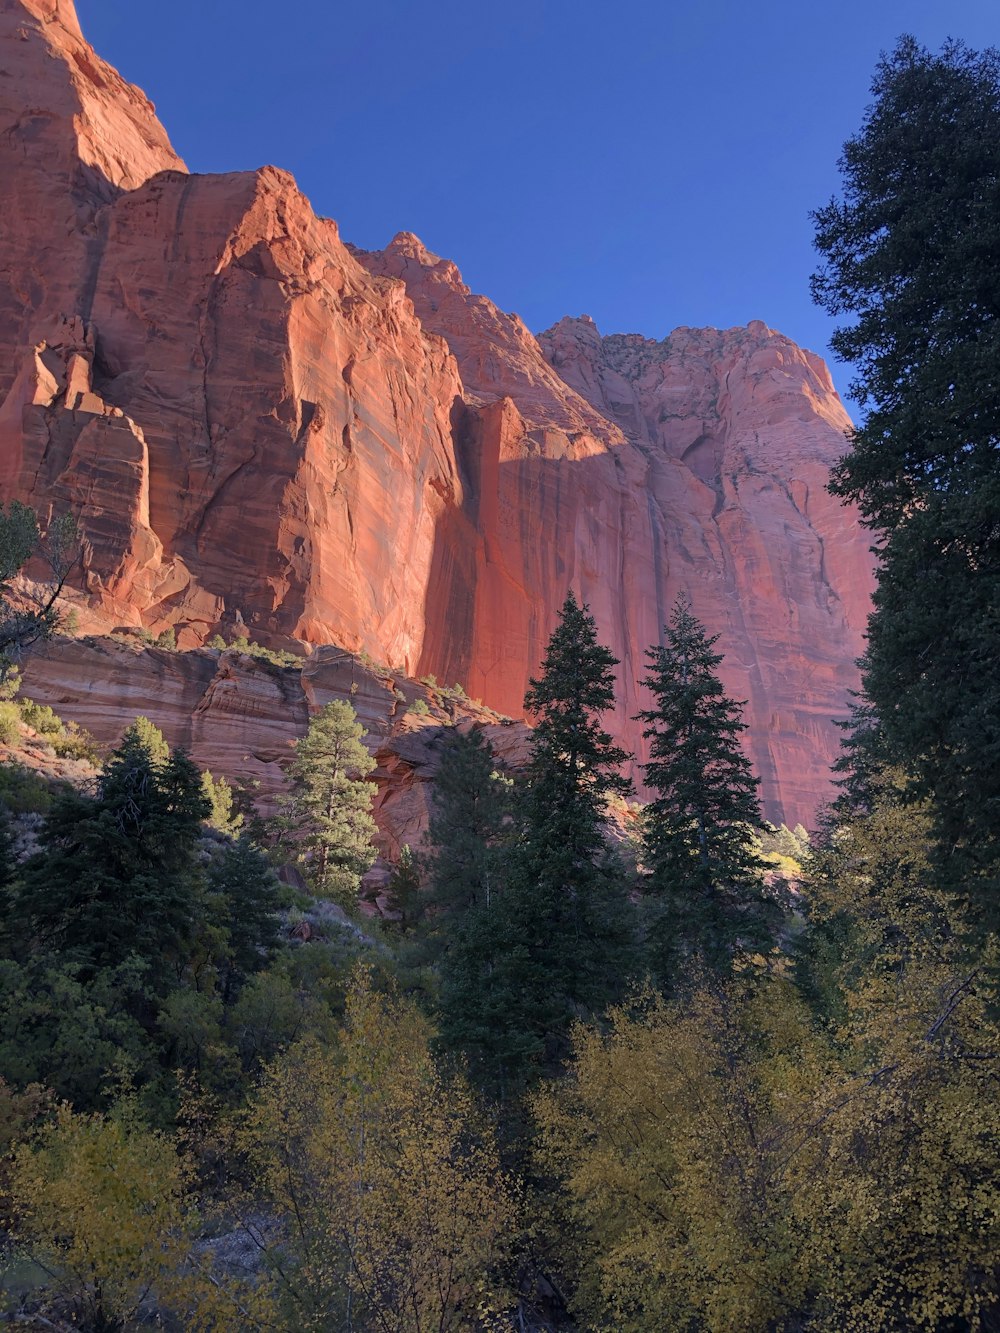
357,242,875,823
0,0,875,825
0,0,466,666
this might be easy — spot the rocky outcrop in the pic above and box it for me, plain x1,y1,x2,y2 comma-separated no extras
19,635,527,877
0,0,875,825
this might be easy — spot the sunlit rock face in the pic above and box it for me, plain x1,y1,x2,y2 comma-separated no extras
0,0,875,825
359,238,874,824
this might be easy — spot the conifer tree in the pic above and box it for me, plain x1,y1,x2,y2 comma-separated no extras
447,593,634,1092
15,729,210,985
638,597,780,982
284,700,377,905
420,726,510,960
383,844,421,935
811,37,1000,921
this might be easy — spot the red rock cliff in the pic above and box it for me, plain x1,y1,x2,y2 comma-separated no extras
0,1,875,825
358,239,875,823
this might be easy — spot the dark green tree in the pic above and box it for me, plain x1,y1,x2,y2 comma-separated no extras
383,844,422,936
444,593,634,1093
419,727,510,959
638,598,780,982
14,727,210,987
812,36,1000,923
204,836,283,999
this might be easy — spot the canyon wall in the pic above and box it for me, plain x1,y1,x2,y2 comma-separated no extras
0,0,876,825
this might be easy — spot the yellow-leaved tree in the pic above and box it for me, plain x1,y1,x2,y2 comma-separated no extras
535,779,1000,1331
5,1099,227,1331
795,777,1000,1330
241,965,517,1331
533,978,840,1332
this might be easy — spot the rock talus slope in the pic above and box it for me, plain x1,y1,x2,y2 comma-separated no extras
0,1,875,824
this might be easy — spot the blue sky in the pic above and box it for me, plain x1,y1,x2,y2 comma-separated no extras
80,1,999,412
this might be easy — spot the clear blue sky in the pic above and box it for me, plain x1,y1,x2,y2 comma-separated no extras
80,0,999,411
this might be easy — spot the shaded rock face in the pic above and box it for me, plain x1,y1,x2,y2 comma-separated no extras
0,1,876,825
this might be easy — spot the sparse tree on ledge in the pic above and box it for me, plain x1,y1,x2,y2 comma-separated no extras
0,501,78,683
284,700,377,905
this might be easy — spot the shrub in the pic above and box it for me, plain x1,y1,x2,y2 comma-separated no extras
226,635,301,668
17,700,62,737
0,703,21,746
408,699,430,717
0,764,55,815
155,627,177,650
50,722,101,764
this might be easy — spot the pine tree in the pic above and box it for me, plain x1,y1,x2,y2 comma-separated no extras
383,844,421,935
454,593,634,1091
15,729,210,986
284,700,377,905
638,597,780,982
420,726,510,960
811,37,1000,923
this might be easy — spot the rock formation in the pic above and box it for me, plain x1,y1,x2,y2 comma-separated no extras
0,0,876,825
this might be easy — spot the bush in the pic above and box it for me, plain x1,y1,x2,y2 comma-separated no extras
0,764,55,815
50,722,101,764
408,699,430,717
0,703,21,746
155,627,177,650
17,700,62,737
224,634,301,668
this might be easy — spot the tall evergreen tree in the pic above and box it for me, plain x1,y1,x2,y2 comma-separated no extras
638,597,780,981
420,726,510,961
811,36,1000,923
283,700,377,905
15,728,210,986
448,593,634,1092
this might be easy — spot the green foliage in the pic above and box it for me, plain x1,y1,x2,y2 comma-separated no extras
421,727,510,962
155,626,177,650
0,703,20,746
0,761,55,815
638,598,783,983
283,700,377,904
0,957,154,1108
439,594,635,1094
13,730,209,987
200,769,243,836
225,633,301,667
49,720,101,763
204,836,282,994
812,35,1000,925
408,696,431,716
383,844,421,934
122,714,170,764
16,699,60,736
